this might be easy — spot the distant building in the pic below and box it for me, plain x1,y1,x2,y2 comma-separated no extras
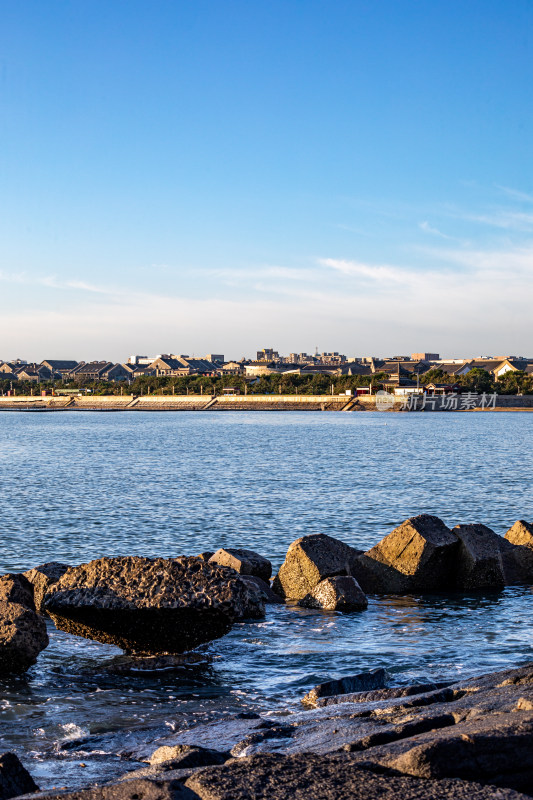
256,348,280,361
411,352,440,361
40,360,80,376
205,354,224,363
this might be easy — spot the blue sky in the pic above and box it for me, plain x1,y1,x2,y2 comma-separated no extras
1,0,532,361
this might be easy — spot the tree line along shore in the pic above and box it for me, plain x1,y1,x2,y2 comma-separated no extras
2,366,533,398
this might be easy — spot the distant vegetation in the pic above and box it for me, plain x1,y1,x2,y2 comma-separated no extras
2,367,533,396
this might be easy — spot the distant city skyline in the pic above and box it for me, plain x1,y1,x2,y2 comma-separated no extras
1,1,532,358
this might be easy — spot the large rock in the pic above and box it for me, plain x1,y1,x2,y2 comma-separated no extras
0,602,49,674
209,548,272,582
184,752,528,800
353,515,459,593
0,574,35,609
0,752,39,800
298,576,368,611
24,562,70,612
43,556,264,654
272,534,363,599
452,524,506,590
0,575,49,674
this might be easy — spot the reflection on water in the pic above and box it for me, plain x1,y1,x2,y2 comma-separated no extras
0,412,533,787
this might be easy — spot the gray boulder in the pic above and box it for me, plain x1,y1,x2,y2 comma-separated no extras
23,561,70,612
452,524,506,590
298,576,368,611
353,515,459,593
272,534,362,599
302,667,389,707
209,548,272,582
44,556,264,654
0,752,39,800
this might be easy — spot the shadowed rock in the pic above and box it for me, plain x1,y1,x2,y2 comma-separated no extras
238,574,284,603
303,668,389,707
17,778,197,800
353,515,459,593
0,575,48,674
0,574,35,609
44,556,264,654
273,534,363,599
209,548,272,582
23,562,70,612
298,576,368,611
452,524,505,589
149,744,229,768
0,752,39,800
184,753,528,800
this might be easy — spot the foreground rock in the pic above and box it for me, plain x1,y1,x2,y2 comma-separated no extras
298,576,368,611
273,534,362,599
0,575,49,674
184,753,528,800
136,661,533,795
23,562,70,612
0,752,39,800
208,548,272,582
44,556,264,654
238,574,284,604
302,667,389,707
17,778,197,800
452,524,506,589
353,515,459,593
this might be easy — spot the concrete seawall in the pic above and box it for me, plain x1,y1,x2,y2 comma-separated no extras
0,393,532,411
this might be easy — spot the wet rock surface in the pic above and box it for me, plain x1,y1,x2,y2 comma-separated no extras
23,562,70,612
273,534,363,599
0,752,39,800
43,556,265,653
208,548,272,582
298,575,368,611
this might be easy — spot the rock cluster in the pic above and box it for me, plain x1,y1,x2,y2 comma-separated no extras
0,574,48,674
273,515,533,598
24,662,533,800
44,556,265,653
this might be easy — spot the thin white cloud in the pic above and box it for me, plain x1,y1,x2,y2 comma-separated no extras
419,221,451,239
495,185,533,204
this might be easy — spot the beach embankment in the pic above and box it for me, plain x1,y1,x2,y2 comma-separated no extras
0,393,533,411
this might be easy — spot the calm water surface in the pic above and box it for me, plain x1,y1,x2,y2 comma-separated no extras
1,411,532,787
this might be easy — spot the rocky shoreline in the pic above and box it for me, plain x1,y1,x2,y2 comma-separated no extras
3,516,533,798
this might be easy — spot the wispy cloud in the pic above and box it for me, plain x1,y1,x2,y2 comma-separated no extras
418,221,451,239
495,185,533,204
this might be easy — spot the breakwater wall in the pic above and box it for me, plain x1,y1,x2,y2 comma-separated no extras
0,393,533,411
